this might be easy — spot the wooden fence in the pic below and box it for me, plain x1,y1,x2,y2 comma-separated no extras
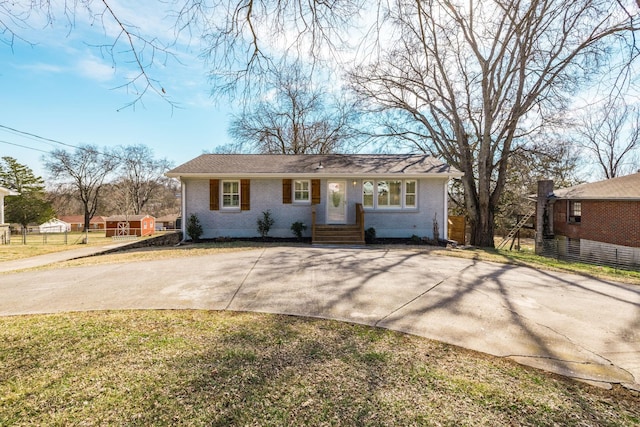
447,216,466,245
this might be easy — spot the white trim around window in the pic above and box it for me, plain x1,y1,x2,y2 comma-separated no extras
568,200,581,224
362,179,418,210
293,179,311,204
221,180,240,209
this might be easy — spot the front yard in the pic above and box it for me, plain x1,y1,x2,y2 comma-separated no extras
1,239,639,425
1,310,638,426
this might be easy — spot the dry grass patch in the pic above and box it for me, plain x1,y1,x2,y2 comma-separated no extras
421,247,640,286
54,241,272,268
1,311,638,426
0,233,140,262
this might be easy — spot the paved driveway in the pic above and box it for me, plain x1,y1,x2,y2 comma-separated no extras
1,246,638,390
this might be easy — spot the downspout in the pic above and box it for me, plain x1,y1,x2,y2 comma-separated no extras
177,178,187,244
443,178,449,241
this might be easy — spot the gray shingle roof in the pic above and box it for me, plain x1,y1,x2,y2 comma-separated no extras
552,172,640,200
166,154,462,177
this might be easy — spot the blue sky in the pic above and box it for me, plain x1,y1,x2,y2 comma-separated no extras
0,2,236,178
2,2,637,183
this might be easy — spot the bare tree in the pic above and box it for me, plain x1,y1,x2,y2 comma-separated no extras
5,1,639,245
225,63,361,154
496,137,582,235
115,145,173,215
174,0,363,96
43,145,118,231
348,0,639,246
574,99,640,179
1,1,175,108
46,187,84,217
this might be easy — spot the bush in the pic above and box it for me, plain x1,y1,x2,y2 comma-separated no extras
257,210,275,238
186,214,203,243
290,221,307,240
365,227,376,244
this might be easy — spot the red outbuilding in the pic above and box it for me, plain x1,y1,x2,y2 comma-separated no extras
105,215,155,237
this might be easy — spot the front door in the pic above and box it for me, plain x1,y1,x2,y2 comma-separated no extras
327,181,347,224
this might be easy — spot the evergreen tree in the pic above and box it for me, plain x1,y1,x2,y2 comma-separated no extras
0,157,55,228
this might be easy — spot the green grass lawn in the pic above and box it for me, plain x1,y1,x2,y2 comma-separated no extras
1,310,638,426
440,246,640,285
0,232,164,263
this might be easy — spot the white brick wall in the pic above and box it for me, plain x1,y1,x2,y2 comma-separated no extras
183,177,448,239
362,178,447,239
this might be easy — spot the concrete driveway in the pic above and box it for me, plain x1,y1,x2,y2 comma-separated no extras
0,246,638,390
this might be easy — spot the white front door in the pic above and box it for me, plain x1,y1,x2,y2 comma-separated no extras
327,180,347,224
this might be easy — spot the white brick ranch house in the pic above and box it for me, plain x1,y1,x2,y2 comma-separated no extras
166,154,463,244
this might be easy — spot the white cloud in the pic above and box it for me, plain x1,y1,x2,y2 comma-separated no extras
15,62,65,74
75,57,115,82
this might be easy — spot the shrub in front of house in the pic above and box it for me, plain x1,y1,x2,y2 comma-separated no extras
290,221,307,240
365,227,376,244
257,210,275,238
186,214,203,243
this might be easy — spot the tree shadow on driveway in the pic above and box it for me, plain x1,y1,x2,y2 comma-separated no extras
225,246,640,389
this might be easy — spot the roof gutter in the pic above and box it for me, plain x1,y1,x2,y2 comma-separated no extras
166,172,464,179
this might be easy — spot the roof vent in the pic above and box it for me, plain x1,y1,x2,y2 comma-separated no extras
316,161,324,170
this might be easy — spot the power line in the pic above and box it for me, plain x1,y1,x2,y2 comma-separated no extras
0,139,50,154
0,124,82,151
0,124,126,162
0,124,166,166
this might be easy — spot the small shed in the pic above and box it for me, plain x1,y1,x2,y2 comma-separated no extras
39,218,71,233
105,215,155,237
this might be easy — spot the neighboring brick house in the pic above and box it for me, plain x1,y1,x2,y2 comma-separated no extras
155,214,179,230
105,215,155,237
59,215,106,232
536,173,640,268
166,154,463,243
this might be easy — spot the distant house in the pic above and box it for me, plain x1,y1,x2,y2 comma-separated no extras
59,215,106,232
166,154,463,243
536,173,640,268
155,214,179,230
105,215,155,237
39,218,71,233
0,186,18,244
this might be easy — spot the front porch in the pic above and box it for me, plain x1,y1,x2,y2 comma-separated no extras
311,203,365,245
